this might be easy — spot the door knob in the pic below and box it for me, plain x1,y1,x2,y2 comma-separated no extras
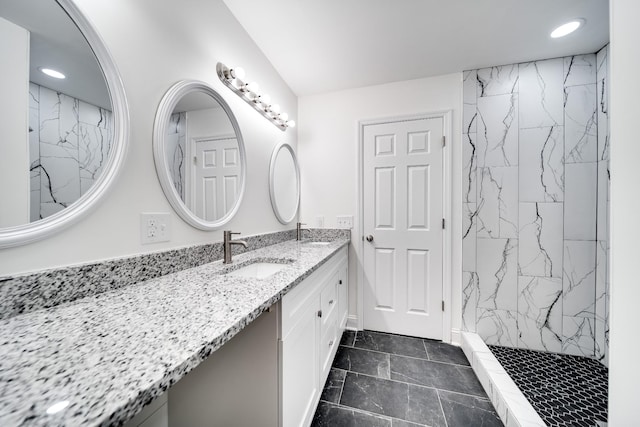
366,235,374,242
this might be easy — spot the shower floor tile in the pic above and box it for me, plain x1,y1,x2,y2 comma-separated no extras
311,330,503,427
490,345,608,427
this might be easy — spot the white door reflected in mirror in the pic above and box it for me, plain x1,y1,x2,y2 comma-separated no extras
269,143,300,224
154,81,246,230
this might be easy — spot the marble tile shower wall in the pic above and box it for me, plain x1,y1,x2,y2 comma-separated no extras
167,112,186,201
461,46,609,364
28,83,113,221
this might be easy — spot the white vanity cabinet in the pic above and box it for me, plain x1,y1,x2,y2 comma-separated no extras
124,246,348,427
280,247,348,427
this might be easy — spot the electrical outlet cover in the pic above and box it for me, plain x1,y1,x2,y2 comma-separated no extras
141,213,171,244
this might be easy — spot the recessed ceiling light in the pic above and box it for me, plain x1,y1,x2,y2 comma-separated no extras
39,67,66,79
550,20,584,38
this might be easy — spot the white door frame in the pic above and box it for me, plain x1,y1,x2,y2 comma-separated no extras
355,110,453,343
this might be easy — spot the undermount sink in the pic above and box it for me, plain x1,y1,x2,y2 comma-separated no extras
304,241,331,246
225,262,288,279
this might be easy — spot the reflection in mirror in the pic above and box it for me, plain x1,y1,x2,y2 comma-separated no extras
0,0,113,227
269,143,300,224
154,81,246,230
0,0,128,248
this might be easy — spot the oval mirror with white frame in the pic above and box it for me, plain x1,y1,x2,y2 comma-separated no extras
269,142,300,224
0,0,129,248
153,80,246,230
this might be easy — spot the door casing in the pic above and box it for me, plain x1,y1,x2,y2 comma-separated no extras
355,111,453,343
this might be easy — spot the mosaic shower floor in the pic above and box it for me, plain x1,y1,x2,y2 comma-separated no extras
489,345,608,426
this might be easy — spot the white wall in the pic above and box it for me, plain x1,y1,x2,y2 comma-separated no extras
609,0,640,423
0,17,30,228
0,0,297,275
298,74,463,339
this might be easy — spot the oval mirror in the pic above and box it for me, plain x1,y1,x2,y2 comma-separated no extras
153,80,246,230
269,143,300,224
0,0,128,248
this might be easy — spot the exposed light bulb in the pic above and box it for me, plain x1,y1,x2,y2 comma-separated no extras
259,94,271,109
550,20,583,38
270,104,280,115
287,120,296,128
279,112,289,122
231,66,245,80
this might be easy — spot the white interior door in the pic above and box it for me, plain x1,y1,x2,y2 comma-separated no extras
191,136,240,221
363,117,444,339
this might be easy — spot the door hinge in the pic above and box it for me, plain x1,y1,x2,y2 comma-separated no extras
442,300,445,311
442,136,446,148
442,218,445,229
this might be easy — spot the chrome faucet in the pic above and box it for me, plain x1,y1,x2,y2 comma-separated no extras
296,222,308,241
223,230,248,264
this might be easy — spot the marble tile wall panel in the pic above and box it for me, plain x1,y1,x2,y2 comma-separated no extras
476,308,518,347
564,162,597,240
477,93,519,167
564,84,597,163
463,133,477,203
517,276,562,353
518,126,564,202
477,65,519,97
518,202,563,278
477,167,518,238
462,272,479,332
562,316,595,357
477,238,518,311
463,70,477,134
462,203,477,272
167,112,186,201
563,240,597,318
595,241,607,363
563,54,597,87
596,47,609,161
518,59,564,129
29,84,41,222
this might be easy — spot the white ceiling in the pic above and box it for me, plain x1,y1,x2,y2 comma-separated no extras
223,0,609,96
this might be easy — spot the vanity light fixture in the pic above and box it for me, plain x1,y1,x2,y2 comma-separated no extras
217,63,295,131
550,19,583,38
39,67,66,79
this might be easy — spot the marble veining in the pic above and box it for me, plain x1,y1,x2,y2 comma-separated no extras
0,229,312,320
0,237,349,426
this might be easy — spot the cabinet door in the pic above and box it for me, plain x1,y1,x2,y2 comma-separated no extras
281,305,319,427
338,263,349,329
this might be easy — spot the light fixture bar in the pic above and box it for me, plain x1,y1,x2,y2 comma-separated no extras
216,63,295,131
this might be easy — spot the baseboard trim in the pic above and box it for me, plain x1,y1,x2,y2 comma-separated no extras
346,315,359,331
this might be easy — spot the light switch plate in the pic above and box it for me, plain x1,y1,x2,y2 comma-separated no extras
141,213,171,244
336,215,353,229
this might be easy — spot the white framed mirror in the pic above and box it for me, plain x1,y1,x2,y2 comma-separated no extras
269,142,300,224
0,0,129,248
153,80,246,230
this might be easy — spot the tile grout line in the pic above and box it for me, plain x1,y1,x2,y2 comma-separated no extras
339,344,470,368
435,389,450,427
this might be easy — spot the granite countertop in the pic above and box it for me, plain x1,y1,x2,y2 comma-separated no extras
0,238,349,426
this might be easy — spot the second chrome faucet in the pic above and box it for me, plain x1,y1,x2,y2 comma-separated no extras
223,230,248,264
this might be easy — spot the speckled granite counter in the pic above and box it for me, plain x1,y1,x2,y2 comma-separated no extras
0,237,349,426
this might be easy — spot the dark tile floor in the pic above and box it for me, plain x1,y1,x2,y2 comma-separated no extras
311,330,504,427
490,345,608,427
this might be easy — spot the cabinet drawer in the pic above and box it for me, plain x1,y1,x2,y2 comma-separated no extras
319,316,338,381
320,274,337,325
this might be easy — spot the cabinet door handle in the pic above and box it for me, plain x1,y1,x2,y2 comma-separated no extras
338,280,343,285
317,310,322,318
329,299,334,305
